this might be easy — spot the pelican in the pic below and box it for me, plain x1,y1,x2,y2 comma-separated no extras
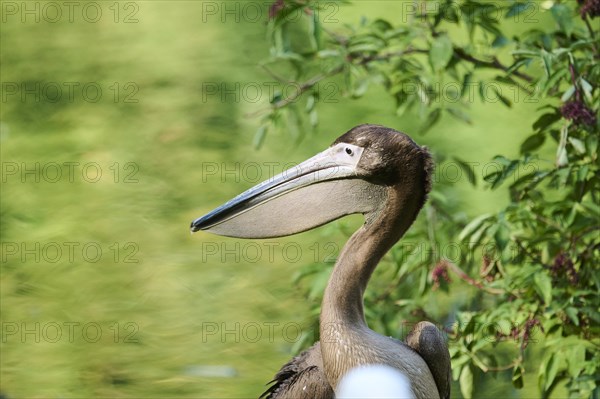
191,124,451,398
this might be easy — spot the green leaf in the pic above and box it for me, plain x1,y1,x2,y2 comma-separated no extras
462,315,477,336
492,86,512,107
556,124,569,167
352,78,369,98
452,355,469,380
419,108,441,134
348,43,381,54
540,50,553,78
461,72,473,97
460,365,474,399
580,78,593,101
253,125,267,149
309,109,318,128
551,3,574,37
453,157,477,186
506,2,529,18
567,345,586,378
271,51,305,62
494,223,511,251
429,35,453,72
512,49,540,58
532,112,560,132
544,351,567,392
478,81,486,102
459,214,492,241
486,158,519,189
371,18,393,33
317,49,341,58
492,35,509,48
446,107,472,124
506,59,531,77
520,133,546,154
561,85,576,102
305,94,315,112
311,9,321,51
270,90,283,104
585,134,598,158
534,272,552,304
494,75,519,87
577,165,589,183
471,352,490,371
543,68,568,94
568,137,586,154
565,307,579,326
512,364,524,389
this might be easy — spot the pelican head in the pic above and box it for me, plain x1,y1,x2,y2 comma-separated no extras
190,124,432,239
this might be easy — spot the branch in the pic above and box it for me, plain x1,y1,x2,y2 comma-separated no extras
465,338,524,373
272,65,345,109
453,47,534,83
513,239,542,265
444,260,506,295
533,213,564,232
245,64,345,118
354,47,429,65
260,64,292,84
483,357,523,372
322,26,349,46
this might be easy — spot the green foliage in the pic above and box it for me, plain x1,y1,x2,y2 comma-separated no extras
262,0,599,397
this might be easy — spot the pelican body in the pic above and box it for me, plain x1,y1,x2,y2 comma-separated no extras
191,124,451,399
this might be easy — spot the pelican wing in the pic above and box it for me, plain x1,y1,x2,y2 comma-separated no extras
260,342,333,399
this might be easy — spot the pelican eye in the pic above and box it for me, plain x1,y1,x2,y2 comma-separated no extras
345,147,353,156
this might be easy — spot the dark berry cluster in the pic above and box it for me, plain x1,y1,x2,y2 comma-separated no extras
560,100,597,127
431,261,451,289
548,252,579,286
521,319,542,349
578,0,600,18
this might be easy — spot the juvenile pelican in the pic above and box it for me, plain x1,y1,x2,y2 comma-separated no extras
191,124,451,399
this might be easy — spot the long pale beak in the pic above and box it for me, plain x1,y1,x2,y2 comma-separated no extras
190,143,379,239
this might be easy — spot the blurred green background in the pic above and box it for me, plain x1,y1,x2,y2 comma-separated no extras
1,1,545,397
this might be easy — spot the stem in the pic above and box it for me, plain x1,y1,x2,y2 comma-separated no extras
260,64,292,84
445,261,506,295
245,64,345,118
568,62,585,103
582,15,599,57
355,47,429,65
484,357,522,372
271,65,345,109
254,46,424,115
453,47,534,83
533,214,564,232
514,239,542,265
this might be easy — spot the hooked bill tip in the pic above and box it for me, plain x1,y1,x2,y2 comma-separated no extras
190,219,201,233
